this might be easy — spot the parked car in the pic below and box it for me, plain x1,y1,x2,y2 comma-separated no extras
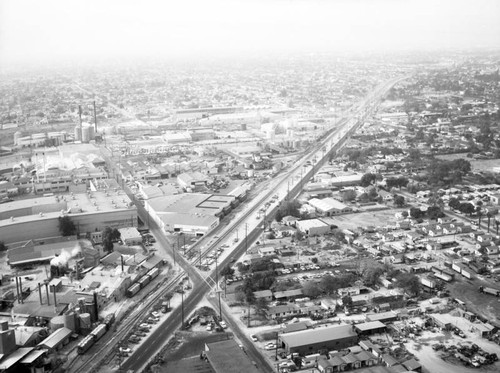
251,334,258,342
119,347,132,354
219,321,227,329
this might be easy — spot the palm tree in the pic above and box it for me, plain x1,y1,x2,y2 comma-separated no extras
476,206,483,229
486,211,492,233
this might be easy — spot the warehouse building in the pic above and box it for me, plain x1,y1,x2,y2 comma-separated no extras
308,198,353,216
279,324,358,355
0,181,137,245
146,193,236,236
295,218,331,236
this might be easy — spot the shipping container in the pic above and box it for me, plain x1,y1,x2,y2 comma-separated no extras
91,323,107,341
77,335,95,354
480,287,500,297
126,283,141,298
420,277,435,289
435,273,452,282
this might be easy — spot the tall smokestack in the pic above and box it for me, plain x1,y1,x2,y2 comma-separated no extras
15,277,20,303
19,277,23,303
38,283,43,305
93,101,97,133
45,282,50,306
93,292,98,321
52,286,57,307
78,105,83,130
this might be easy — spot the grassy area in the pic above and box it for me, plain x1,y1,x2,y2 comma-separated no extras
447,276,500,325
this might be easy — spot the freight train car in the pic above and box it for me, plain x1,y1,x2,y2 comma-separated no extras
77,334,95,354
147,267,160,280
138,274,151,288
126,283,141,298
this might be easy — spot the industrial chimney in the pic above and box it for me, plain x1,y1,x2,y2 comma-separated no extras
45,282,50,306
93,100,97,133
38,283,43,305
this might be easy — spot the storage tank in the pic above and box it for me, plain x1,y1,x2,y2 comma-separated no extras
74,126,82,141
79,313,91,330
81,126,90,143
64,312,78,332
50,316,65,331
88,125,95,140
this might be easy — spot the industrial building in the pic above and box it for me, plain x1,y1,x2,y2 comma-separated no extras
146,193,236,236
295,218,331,236
0,180,137,245
279,324,358,355
308,198,353,216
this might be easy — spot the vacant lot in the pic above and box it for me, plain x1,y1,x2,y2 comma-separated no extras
447,276,500,324
436,154,500,173
323,209,406,231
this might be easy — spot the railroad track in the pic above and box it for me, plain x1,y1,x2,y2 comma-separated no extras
67,269,186,373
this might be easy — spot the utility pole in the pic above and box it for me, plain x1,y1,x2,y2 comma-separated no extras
247,302,250,327
245,223,248,254
181,290,184,329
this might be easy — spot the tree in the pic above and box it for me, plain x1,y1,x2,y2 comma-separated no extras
319,275,339,295
102,227,115,253
486,212,493,233
302,281,322,298
341,189,357,203
448,197,461,210
0,241,7,252
393,195,405,207
363,266,384,287
58,216,76,236
395,273,420,296
255,297,269,315
409,207,424,219
341,295,353,308
476,206,483,228
427,206,445,220
458,202,475,216
220,265,235,278
360,173,377,187
495,219,500,235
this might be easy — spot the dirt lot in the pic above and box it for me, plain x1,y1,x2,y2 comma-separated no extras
323,209,407,231
405,329,500,373
447,275,500,325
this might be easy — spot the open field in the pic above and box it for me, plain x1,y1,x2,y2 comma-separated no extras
447,276,500,325
321,209,406,231
436,154,500,173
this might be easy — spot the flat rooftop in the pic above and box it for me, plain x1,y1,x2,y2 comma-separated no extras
280,324,357,348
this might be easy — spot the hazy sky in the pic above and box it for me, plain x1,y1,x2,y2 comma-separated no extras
1,0,499,65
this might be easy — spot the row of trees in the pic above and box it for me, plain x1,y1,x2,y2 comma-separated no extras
426,158,471,186
58,216,121,252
